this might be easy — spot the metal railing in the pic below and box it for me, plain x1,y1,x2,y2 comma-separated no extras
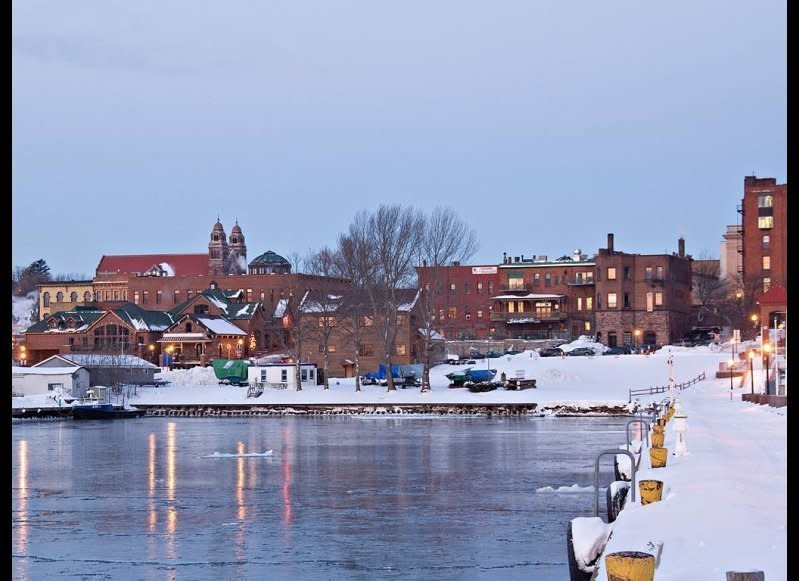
628,371,706,403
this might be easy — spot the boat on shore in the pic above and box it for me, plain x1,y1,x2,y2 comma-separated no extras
71,390,146,420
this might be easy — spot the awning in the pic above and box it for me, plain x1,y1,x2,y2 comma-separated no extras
158,333,213,343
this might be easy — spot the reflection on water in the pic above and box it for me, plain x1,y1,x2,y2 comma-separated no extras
12,415,630,580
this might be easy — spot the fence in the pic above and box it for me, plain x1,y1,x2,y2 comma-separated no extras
628,371,706,403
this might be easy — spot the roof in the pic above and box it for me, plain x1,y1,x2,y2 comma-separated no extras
298,288,421,315
95,254,209,277
61,354,159,369
758,284,787,305
249,250,290,267
25,308,106,333
13,366,86,376
114,303,175,331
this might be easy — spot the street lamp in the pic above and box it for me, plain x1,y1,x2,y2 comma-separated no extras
728,359,735,400
748,350,755,395
763,343,771,395
750,313,759,341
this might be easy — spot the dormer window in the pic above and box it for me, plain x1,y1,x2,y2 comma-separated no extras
185,323,193,333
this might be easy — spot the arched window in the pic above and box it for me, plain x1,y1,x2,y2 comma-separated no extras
70,292,78,302
56,292,64,302
185,322,193,333
43,292,51,307
84,291,92,302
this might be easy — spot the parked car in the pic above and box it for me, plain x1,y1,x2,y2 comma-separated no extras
539,347,564,357
603,346,632,355
567,347,595,357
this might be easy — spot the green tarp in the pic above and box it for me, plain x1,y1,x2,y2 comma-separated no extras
211,359,250,381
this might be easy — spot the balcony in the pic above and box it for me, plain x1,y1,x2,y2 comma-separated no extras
498,284,532,293
490,311,567,323
566,278,595,286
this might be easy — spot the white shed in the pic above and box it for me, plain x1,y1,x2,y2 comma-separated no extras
248,363,318,390
12,365,90,398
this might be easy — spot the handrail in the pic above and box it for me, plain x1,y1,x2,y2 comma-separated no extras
626,419,650,450
595,449,637,519
628,371,706,403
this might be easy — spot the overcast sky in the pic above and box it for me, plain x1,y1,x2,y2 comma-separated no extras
12,1,786,277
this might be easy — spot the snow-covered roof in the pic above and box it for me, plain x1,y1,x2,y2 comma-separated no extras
61,353,159,369
13,366,85,376
197,316,247,336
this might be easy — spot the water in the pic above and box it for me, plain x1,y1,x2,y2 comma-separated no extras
12,415,631,580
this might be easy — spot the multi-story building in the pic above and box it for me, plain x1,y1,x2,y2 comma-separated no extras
594,234,693,348
491,250,597,340
37,280,95,321
739,175,787,296
415,263,499,340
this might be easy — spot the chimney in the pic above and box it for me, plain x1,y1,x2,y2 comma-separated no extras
607,233,614,252
503,251,507,264
678,237,685,257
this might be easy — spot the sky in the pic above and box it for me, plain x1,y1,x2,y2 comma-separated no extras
12,338,787,579
12,1,787,277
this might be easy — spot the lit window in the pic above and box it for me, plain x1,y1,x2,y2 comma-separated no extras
608,267,617,280
762,235,771,250
134,291,140,305
396,344,406,356
477,309,483,319
608,293,617,308
448,307,457,319
762,256,771,271
584,321,591,331
586,297,593,311
757,194,773,208
646,292,654,312
655,292,663,306
758,216,774,229
477,282,483,294
577,297,583,312
508,277,525,290
645,267,653,280
763,278,771,293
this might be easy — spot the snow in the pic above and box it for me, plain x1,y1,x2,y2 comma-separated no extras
196,316,247,335
11,338,786,579
12,291,37,334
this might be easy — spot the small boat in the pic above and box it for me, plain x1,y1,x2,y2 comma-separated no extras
71,390,146,420
465,369,497,384
446,367,472,387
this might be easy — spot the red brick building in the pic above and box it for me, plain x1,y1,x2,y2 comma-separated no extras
739,176,787,297
594,234,693,348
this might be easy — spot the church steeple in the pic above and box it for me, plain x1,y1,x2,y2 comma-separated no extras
227,219,247,275
208,218,229,276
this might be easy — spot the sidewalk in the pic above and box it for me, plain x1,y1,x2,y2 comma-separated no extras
591,378,787,580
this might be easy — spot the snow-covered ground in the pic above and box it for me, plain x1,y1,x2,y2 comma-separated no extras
11,339,786,579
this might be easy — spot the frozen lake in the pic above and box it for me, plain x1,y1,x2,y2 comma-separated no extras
12,415,632,580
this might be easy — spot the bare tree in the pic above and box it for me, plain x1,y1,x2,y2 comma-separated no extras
414,207,478,391
369,205,425,391
302,248,346,390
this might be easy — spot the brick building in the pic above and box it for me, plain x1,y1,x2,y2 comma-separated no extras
594,234,693,348
739,176,787,296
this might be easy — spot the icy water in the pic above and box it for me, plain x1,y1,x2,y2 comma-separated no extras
12,415,632,580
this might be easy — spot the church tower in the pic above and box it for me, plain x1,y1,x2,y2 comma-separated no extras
208,218,229,277
227,220,248,275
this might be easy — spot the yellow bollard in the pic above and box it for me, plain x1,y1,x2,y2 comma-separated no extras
652,423,664,435
651,432,664,448
605,551,655,581
638,479,664,505
656,417,667,428
650,447,668,468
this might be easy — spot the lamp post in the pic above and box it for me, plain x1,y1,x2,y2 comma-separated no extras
634,329,641,352
763,343,771,395
748,350,755,395
728,359,735,400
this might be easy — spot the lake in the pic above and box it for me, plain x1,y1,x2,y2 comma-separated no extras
12,415,633,580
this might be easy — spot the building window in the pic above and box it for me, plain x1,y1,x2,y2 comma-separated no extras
533,273,540,287
84,291,92,302
396,344,406,356
623,266,631,280
113,290,119,301
584,321,591,332
645,267,653,280
93,324,130,351
577,297,583,312
247,288,253,302
281,369,288,382
607,267,617,280
762,256,771,271
545,273,551,287
43,292,50,307
194,304,209,314
508,273,524,290
47,383,64,392
586,297,593,311
464,282,471,295
477,309,483,319
450,282,456,294
623,331,632,346
646,292,654,312
358,344,374,357
174,290,180,304
156,291,162,305
758,216,774,229
328,345,337,353
396,315,405,326
105,291,111,301
488,282,494,294
508,302,516,313
623,293,630,309
362,315,373,327
448,307,457,319
655,291,663,306
477,282,483,294
56,292,64,302
142,291,149,305
656,266,664,280
70,292,77,302
607,293,617,309
763,277,771,293
187,290,193,300
319,316,337,327
762,235,771,250
554,275,559,286
134,291,140,305
758,193,773,208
